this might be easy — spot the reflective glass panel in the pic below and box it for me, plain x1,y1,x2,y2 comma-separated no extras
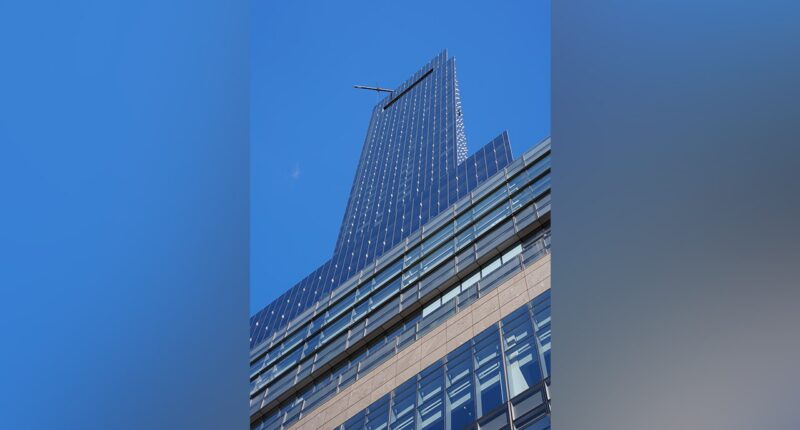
418,367,444,430
502,316,542,397
474,332,506,415
446,351,475,429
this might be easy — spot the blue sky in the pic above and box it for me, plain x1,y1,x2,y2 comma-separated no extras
251,0,551,315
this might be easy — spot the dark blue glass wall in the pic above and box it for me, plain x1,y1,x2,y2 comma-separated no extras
251,52,513,348
334,51,466,260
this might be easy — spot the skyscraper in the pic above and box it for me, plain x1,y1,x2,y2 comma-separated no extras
250,51,513,348
251,51,551,430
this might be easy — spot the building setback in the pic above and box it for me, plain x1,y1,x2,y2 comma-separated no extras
251,51,551,430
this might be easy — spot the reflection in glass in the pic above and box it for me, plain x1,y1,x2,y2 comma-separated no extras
418,367,444,430
446,351,475,429
502,316,542,398
474,332,506,415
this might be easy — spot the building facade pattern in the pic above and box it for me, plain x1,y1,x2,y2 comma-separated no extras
251,52,550,430
338,290,551,430
251,139,550,429
250,51,513,348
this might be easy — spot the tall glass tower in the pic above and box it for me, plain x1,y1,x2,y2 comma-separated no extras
250,51,552,430
250,51,513,347
334,51,470,260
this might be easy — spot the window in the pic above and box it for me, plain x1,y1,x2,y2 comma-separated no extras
402,262,420,286
422,223,454,254
272,346,301,379
418,366,444,430
390,381,417,430
474,203,511,237
372,259,402,289
472,185,508,220
321,312,351,343
281,326,307,352
461,271,481,290
474,331,506,415
501,244,522,265
326,292,355,324
421,239,454,273
422,298,441,318
366,395,390,430
446,351,475,429
440,285,460,305
342,410,366,430
517,414,550,430
502,316,542,398
456,226,475,250
370,278,400,310
481,257,502,278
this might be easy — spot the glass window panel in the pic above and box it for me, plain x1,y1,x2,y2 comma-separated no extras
322,312,351,343
339,361,358,388
474,333,506,416
352,299,370,322
530,175,551,198
421,239,454,273
303,332,320,356
535,193,551,214
461,271,481,290
343,410,366,430
474,203,511,237
501,244,522,265
472,186,508,220
456,226,475,250
477,408,509,430
510,183,535,212
518,415,550,430
391,381,417,430
402,263,420,286
418,367,444,430
422,298,441,318
404,246,421,267
315,333,347,368
257,409,283,430
373,259,402,288
454,209,473,231
282,399,303,428
366,396,390,430
397,324,417,349
481,257,502,278
423,223,454,253
511,388,544,422
525,154,551,177
272,346,301,378
456,282,478,310
326,292,355,324
441,285,460,305
282,326,307,352
537,321,551,378
507,169,530,194
250,355,266,377
502,318,542,398
446,352,475,429
533,307,551,329
370,278,400,310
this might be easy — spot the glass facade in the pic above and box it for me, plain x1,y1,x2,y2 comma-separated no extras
251,225,550,429
249,142,550,426
335,291,552,430
250,51,513,349
250,52,552,430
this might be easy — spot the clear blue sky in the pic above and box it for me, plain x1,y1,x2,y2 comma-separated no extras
251,0,551,315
